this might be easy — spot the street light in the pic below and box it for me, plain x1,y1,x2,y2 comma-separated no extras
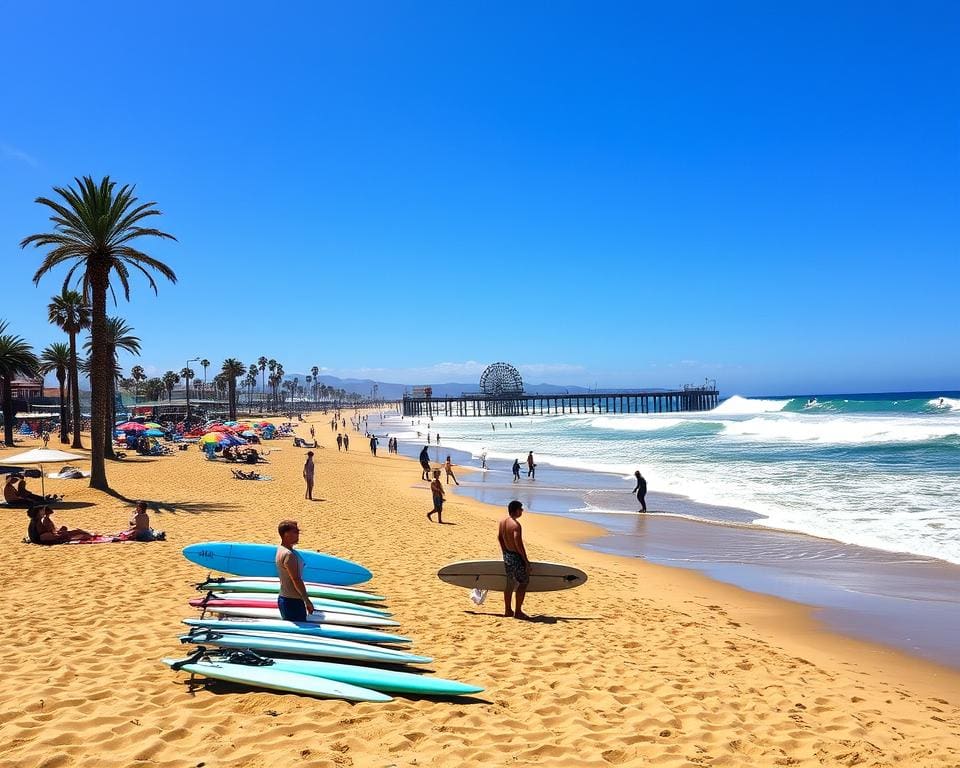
186,357,201,429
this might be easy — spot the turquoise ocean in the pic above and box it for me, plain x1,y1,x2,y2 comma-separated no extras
382,391,960,565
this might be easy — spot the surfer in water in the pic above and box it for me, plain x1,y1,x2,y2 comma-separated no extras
275,519,314,621
632,470,647,513
498,500,531,619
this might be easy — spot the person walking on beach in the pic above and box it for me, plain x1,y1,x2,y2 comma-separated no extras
275,520,314,621
342,434,349,451
498,500,531,619
512,458,521,483
527,451,536,480
632,470,647,513
419,445,431,480
336,433,343,451
427,469,445,523
444,455,460,485
303,451,315,500
369,435,378,456
480,449,487,470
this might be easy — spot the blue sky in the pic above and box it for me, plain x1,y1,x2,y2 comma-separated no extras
1,2,957,396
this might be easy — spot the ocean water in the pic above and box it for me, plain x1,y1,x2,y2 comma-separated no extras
380,391,960,565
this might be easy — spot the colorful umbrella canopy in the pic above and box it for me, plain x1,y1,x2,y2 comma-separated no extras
241,430,256,437
199,433,223,444
208,425,230,432
218,434,247,446
118,422,146,431
145,429,165,437
144,422,163,429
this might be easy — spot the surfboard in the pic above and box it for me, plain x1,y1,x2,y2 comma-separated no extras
204,605,398,628
181,630,432,664
182,617,411,645
162,657,392,702
215,655,483,697
189,595,392,617
183,542,372,585
437,560,588,592
198,577,385,602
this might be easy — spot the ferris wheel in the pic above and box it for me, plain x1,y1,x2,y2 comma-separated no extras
479,362,524,395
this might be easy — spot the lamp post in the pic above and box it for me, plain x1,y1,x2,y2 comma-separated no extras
186,357,201,429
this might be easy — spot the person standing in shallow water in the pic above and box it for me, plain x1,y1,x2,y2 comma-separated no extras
527,451,536,480
512,459,521,483
632,470,647,513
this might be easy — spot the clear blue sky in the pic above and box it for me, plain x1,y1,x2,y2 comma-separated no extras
1,2,957,396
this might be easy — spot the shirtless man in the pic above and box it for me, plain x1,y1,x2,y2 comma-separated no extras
126,500,164,541
427,469,445,523
498,500,531,619
275,519,314,621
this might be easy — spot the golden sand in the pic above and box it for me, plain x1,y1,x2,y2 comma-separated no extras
2,413,959,768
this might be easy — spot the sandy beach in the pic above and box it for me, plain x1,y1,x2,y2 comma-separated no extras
2,412,960,768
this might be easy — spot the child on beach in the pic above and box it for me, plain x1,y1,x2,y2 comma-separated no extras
427,470,445,523
444,456,460,485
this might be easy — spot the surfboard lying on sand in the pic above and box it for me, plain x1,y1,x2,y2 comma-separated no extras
162,657,392,702
237,656,483,697
182,617,411,645
204,604,398,628
438,560,588,592
181,630,432,664
197,577,385,602
183,542,371,585
189,595,392,617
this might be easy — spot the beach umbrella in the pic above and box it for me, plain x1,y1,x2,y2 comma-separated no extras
241,430,256,437
144,422,163,429
0,448,89,498
145,429,165,437
208,424,230,432
118,422,146,431
199,433,223,444
218,434,247,446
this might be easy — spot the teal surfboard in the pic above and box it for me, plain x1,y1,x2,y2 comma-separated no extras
162,657,391,702
183,542,371,585
182,618,411,645
256,657,483,697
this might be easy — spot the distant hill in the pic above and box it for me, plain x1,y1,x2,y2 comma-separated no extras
297,375,595,400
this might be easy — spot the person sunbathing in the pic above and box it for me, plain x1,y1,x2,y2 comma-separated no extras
5,475,45,507
27,506,94,545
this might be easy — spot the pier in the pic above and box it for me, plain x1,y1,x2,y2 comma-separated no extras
402,386,719,418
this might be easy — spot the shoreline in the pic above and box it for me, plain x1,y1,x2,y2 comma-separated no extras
384,422,960,670
2,412,959,767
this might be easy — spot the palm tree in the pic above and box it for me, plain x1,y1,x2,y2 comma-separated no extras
144,377,164,402
0,321,40,447
311,366,319,401
23,176,177,491
131,364,146,402
258,356,268,407
200,359,210,398
39,342,71,443
221,358,246,420
84,316,141,458
47,289,90,449
180,366,195,403
162,371,180,402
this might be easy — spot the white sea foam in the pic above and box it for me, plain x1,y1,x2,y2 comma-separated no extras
930,397,960,411
591,416,684,431
711,395,791,415
721,415,960,444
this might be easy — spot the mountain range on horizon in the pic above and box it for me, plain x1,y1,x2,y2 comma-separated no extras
304,375,596,400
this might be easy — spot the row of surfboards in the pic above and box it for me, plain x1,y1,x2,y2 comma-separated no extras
166,542,483,702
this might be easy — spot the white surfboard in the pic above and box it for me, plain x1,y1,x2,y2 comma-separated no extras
207,605,399,627
438,560,587,592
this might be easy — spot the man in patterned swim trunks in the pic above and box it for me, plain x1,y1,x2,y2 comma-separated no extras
498,500,531,619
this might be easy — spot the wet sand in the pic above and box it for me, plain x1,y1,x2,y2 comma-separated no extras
1,413,959,767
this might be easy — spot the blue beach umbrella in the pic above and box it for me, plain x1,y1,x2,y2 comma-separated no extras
145,429,165,437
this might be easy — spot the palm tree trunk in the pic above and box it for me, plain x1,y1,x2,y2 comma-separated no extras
89,274,110,491
228,381,237,420
1,378,14,447
58,372,68,443
68,332,83,450
104,373,116,460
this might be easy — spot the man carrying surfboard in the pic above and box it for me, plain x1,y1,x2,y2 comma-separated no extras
275,520,315,621
498,500,531,620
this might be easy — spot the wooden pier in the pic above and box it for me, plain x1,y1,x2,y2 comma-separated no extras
401,386,719,418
